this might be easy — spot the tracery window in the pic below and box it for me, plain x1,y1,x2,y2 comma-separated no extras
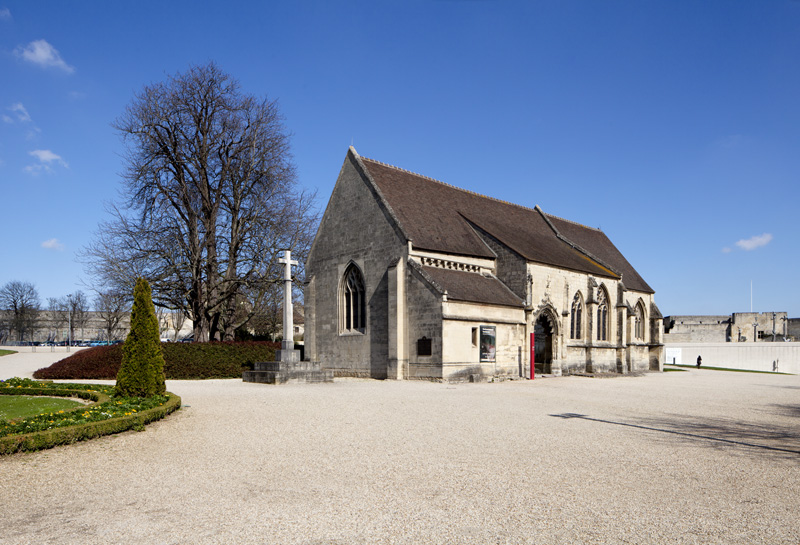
340,264,366,334
634,301,645,341
597,287,608,341
570,292,583,340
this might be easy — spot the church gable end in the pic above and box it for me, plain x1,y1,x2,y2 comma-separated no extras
305,151,409,378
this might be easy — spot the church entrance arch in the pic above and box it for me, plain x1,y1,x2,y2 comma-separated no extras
533,312,556,375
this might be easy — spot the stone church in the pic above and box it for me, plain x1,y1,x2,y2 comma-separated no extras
304,147,663,380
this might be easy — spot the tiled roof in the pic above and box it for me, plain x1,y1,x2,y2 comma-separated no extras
419,265,524,308
545,214,653,293
357,151,653,294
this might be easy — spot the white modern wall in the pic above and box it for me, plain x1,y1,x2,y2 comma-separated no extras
664,342,800,374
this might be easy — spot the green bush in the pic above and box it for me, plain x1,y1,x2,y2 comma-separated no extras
33,341,280,380
34,346,123,379
116,278,166,397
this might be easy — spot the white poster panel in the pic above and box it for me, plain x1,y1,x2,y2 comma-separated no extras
665,347,682,365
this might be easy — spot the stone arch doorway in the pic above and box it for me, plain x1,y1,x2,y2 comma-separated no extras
533,312,556,374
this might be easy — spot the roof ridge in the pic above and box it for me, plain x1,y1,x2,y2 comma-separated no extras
361,156,541,215
544,212,602,232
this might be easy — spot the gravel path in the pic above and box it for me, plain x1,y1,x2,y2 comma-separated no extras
1,349,799,544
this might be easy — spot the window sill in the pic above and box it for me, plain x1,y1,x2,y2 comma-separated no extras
339,330,366,337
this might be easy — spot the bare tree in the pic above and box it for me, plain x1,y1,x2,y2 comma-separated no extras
83,62,317,342
154,306,171,340
248,284,283,340
247,280,305,341
0,281,40,342
47,297,68,342
0,316,9,344
66,291,90,342
95,291,129,343
168,309,187,341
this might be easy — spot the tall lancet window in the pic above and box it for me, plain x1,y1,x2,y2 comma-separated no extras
597,288,608,341
341,264,366,334
570,292,583,340
634,301,645,341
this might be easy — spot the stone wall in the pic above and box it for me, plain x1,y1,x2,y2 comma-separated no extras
404,264,444,379
440,300,526,380
664,313,793,343
731,312,789,342
305,153,407,378
525,262,657,374
663,315,730,343
789,318,800,341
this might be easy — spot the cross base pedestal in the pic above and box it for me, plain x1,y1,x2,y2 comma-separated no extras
243,358,333,384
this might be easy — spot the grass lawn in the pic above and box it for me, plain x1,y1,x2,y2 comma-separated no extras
0,349,17,357
0,396,85,421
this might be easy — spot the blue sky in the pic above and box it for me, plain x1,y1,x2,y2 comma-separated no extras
1,1,798,316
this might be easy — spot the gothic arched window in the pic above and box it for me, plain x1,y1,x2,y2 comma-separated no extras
597,287,608,341
634,301,645,341
570,292,583,340
340,264,366,334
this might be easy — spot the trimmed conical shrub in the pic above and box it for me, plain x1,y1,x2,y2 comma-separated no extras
115,278,166,397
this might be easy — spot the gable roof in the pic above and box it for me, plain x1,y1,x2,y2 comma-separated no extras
353,149,653,294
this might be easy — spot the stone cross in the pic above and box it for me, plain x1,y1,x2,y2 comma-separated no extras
278,249,299,352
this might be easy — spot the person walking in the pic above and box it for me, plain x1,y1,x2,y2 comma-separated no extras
696,355,702,368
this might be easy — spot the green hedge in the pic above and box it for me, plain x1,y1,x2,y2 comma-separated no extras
0,387,110,404
0,392,181,455
0,394,181,455
0,378,181,455
33,341,280,380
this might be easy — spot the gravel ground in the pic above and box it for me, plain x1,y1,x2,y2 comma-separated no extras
1,348,799,544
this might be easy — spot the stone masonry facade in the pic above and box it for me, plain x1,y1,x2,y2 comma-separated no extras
305,148,664,381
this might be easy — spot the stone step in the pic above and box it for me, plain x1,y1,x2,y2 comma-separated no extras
242,369,334,384
243,361,333,384
252,360,323,372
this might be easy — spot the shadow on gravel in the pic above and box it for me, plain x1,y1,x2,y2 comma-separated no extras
551,413,800,460
771,404,800,418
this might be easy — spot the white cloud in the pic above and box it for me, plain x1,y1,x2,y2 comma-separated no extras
0,8,11,20
735,233,773,251
8,102,31,123
14,39,74,73
29,149,64,163
5,103,39,140
721,247,732,254
41,238,65,251
24,149,68,175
